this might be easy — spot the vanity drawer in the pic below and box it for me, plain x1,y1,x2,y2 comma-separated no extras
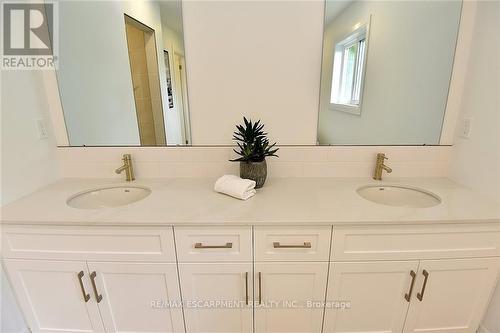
1,226,176,262
254,226,332,261
174,226,252,262
331,224,500,261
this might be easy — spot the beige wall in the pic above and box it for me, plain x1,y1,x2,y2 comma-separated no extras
1,70,60,333
449,1,500,202
448,2,500,332
182,0,324,145
1,71,59,205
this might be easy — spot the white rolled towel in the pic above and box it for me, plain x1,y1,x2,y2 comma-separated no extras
214,175,256,200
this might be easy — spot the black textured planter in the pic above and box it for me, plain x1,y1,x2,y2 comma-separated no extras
240,160,267,189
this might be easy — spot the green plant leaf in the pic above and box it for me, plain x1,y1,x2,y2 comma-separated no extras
229,117,280,162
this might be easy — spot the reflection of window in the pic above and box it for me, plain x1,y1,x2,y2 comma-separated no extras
330,24,368,114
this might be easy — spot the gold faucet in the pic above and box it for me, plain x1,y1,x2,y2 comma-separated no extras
373,153,392,180
115,154,135,181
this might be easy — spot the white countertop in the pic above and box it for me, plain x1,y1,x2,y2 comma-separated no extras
1,177,499,226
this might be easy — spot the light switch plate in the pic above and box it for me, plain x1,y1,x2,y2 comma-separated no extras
460,117,472,139
35,118,48,139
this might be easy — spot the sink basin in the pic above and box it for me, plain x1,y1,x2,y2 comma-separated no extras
67,185,151,209
357,185,441,208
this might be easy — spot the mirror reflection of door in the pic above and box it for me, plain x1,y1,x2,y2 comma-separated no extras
174,53,191,145
163,50,191,145
125,15,166,146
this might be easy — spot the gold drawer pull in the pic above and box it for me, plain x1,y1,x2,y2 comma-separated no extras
404,270,417,302
417,270,429,302
194,242,233,249
90,271,103,303
273,241,311,249
77,271,90,303
258,272,262,305
245,272,249,305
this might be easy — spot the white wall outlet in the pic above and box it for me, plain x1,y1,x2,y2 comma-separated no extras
35,118,49,139
460,117,472,139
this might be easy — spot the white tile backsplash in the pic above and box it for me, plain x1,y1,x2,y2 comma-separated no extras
57,146,451,179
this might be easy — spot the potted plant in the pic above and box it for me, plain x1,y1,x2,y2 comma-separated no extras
230,117,279,188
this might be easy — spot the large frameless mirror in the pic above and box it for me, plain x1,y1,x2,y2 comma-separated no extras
53,0,462,147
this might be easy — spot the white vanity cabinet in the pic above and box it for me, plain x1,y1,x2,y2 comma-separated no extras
176,226,254,333
178,263,254,333
2,226,184,333
2,223,499,333
176,225,332,333
324,225,500,333
3,259,105,333
85,262,184,333
403,258,500,333
324,261,420,333
253,226,332,333
254,262,328,333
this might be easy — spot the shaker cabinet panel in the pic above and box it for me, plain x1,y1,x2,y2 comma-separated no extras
2,225,176,262
254,226,332,262
3,259,104,333
178,262,253,333
254,262,328,333
331,225,500,261
323,261,419,333
175,226,252,262
86,262,184,333
403,258,500,333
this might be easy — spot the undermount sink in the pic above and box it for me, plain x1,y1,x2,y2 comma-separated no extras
67,185,151,209
357,185,441,208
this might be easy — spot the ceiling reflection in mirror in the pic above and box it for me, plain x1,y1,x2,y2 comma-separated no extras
57,0,190,146
317,0,462,145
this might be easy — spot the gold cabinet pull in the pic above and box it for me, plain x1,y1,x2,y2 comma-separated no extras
417,270,429,301
77,271,90,303
194,242,233,249
273,241,311,249
404,270,417,302
258,272,262,305
90,271,103,303
245,272,249,305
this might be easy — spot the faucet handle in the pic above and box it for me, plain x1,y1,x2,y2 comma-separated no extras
377,153,387,160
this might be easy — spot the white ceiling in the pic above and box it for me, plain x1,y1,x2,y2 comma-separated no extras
325,0,354,25
158,0,183,34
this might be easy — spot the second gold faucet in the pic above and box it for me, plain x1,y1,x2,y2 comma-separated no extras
373,153,392,180
115,154,135,181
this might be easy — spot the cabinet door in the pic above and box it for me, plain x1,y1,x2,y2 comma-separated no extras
86,262,184,333
323,261,419,333
178,263,253,333
3,259,104,333
254,262,328,333
404,258,500,333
